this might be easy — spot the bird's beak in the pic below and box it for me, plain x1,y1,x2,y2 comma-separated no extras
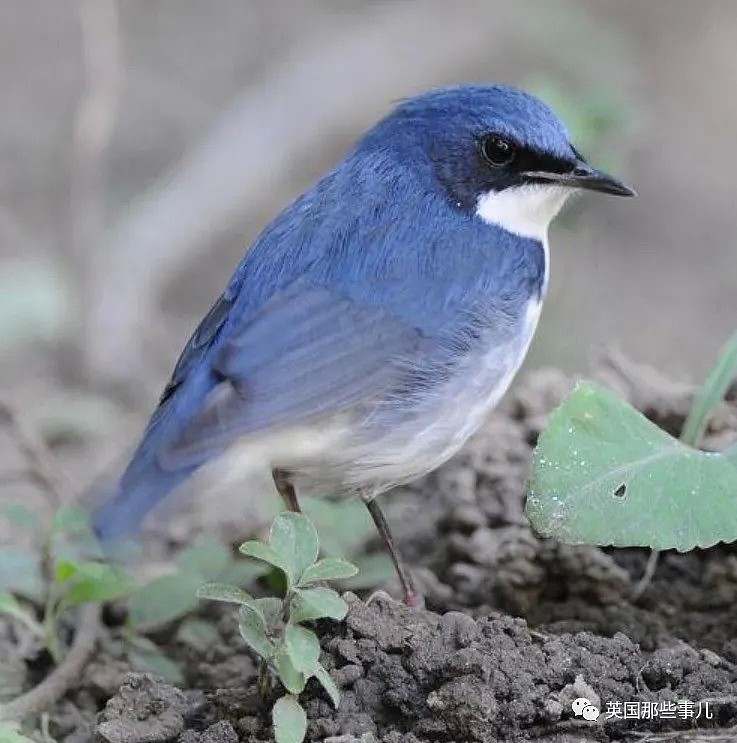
523,160,636,197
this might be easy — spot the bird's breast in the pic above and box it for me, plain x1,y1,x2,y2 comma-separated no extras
337,292,545,491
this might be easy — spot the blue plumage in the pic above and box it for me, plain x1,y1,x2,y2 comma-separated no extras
94,84,634,575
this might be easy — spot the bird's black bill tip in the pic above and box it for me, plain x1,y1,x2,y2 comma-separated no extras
573,164,637,197
523,162,636,197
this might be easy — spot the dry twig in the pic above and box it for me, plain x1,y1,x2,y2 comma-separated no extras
0,604,100,722
0,397,100,721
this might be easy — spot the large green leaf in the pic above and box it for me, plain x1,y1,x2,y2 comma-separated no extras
269,513,319,587
526,382,737,552
127,572,202,628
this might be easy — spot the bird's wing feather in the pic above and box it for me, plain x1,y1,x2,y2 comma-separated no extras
156,279,426,471
158,287,235,405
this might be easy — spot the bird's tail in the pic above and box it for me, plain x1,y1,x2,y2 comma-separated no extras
92,456,197,542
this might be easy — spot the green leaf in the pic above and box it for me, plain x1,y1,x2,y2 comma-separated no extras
526,381,737,552
196,582,257,608
314,663,341,708
238,605,274,660
177,538,230,581
298,557,358,586
681,330,737,447
52,505,90,534
218,559,269,587
343,553,394,591
175,618,220,652
272,694,307,743
52,529,104,563
256,596,283,628
64,562,133,605
55,559,79,583
0,504,38,532
0,548,43,600
269,513,319,587
301,496,374,557
285,624,320,674
127,572,201,628
239,541,290,577
290,587,348,623
273,645,306,694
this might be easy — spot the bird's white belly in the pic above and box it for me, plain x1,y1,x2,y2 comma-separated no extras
341,295,544,492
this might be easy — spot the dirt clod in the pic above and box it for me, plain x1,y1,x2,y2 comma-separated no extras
95,673,192,743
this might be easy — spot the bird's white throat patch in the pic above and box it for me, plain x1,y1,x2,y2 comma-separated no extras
475,184,572,241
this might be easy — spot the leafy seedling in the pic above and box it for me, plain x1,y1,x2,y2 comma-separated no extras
0,504,133,662
198,512,357,743
527,330,737,551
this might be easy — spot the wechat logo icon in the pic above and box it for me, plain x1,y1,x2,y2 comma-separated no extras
572,697,600,721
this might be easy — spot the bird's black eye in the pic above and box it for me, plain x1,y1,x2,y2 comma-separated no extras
481,134,516,168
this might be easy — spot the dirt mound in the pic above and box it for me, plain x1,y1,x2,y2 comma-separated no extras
95,594,737,742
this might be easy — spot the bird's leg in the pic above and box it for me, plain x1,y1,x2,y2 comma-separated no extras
272,468,302,513
365,497,422,608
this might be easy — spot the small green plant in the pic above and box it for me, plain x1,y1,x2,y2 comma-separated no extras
198,512,358,743
0,503,131,662
526,330,737,551
0,500,264,705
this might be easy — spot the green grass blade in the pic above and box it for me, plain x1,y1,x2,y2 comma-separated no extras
680,330,737,447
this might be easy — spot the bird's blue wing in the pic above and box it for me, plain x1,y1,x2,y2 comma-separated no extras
155,278,427,471
158,288,235,405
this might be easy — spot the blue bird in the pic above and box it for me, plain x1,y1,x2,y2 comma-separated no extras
94,84,634,604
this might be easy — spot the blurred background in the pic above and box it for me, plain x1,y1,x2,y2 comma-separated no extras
1,0,736,512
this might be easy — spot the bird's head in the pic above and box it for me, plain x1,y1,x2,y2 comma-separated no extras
363,84,635,240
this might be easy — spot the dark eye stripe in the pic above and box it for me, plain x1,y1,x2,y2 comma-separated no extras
479,133,574,177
